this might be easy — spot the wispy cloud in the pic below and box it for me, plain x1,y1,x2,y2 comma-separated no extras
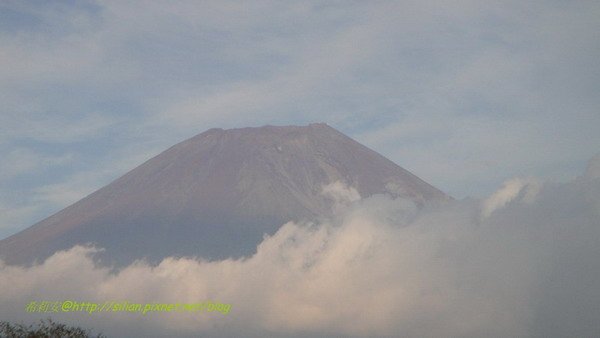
0,148,73,181
0,1,598,234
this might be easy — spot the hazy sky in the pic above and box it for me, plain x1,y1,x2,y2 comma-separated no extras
1,0,599,239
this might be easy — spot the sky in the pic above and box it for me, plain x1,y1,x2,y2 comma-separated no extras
1,2,600,337
1,1,599,239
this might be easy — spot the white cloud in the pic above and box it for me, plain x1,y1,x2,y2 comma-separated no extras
480,177,540,218
321,181,361,206
0,1,599,333
1,162,599,337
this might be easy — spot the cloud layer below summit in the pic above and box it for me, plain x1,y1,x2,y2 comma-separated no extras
2,156,599,337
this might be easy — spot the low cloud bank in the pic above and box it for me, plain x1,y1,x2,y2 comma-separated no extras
1,158,599,337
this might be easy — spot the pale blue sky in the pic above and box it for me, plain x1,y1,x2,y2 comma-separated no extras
1,0,599,239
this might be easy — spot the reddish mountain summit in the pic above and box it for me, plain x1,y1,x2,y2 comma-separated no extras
0,123,447,266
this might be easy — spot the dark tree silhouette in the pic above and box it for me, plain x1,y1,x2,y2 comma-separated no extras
0,318,105,338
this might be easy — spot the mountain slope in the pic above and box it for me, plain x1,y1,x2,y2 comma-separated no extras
0,123,447,266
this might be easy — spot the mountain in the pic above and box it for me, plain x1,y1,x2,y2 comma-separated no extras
0,123,448,266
